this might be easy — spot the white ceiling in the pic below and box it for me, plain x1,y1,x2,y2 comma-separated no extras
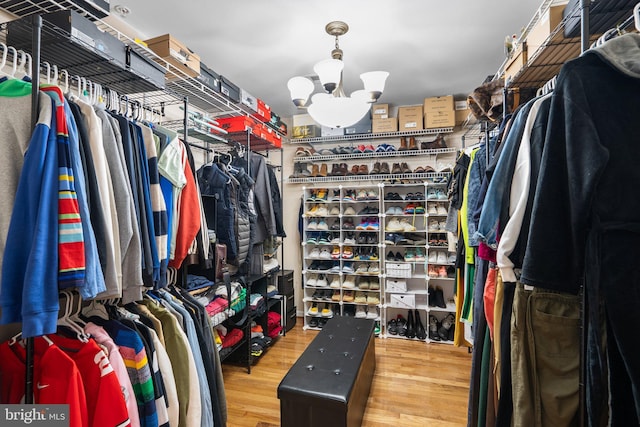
109,0,544,118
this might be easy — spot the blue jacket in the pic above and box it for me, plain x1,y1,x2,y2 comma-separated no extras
0,97,59,338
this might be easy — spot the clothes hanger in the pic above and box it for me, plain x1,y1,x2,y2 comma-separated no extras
0,43,7,75
57,290,89,342
42,61,51,84
59,69,70,94
634,2,640,32
7,46,17,78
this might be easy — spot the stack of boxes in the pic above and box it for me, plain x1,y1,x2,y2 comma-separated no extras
424,95,456,129
398,105,424,131
372,104,397,133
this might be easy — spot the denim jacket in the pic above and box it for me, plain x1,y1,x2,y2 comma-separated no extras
475,100,535,248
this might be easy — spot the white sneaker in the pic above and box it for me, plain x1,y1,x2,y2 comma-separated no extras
316,275,328,287
385,206,397,215
439,220,447,231
437,203,448,215
317,220,329,231
308,220,318,230
344,206,356,215
355,306,367,318
448,254,456,264
319,248,332,259
306,274,318,287
437,251,447,264
367,265,380,275
366,293,380,304
330,277,341,288
428,251,437,263
429,220,440,231
399,218,416,232
356,263,369,274
321,304,333,317
366,306,379,319
329,206,340,215
309,247,320,259
358,279,369,289
344,235,356,245
342,277,356,288
316,206,329,216
368,280,380,290
428,204,438,215
386,218,403,232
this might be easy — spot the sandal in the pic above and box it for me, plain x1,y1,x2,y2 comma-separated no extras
387,318,398,335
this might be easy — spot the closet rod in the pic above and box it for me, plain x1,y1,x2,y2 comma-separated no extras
25,13,42,406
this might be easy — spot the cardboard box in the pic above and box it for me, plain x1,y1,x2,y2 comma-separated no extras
292,125,321,139
386,278,407,293
398,105,424,130
455,108,473,125
527,4,566,53
424,95,454,114
344,113,372,135
504,41,528,83
256,99,271,122
220,76,240,103
425,110,455,129
196,62,221,92
216,116,258,133
371,103,389,119
321,125,344,137
240,88,258,112
372,117,398,133
144,34,201,78
389,293,416,309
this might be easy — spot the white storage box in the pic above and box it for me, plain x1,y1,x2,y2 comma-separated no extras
389,293,416,309
386,278,407,292
386,263,412,278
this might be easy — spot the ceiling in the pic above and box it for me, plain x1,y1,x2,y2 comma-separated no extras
108,0,544,119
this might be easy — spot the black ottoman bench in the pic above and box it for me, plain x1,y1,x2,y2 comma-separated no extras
277,316,376,427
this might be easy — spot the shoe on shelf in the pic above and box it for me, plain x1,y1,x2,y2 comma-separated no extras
330,276,341,288
399,136,408,151
366,219,380,231
387,318,398,335
428,265,438,278
427,188,438,200
367,294,380,305
428,315,441,340
428,204,438,215
331,290,341,301
306,274,318,287
308,303,319,316
395,251,405,262
330,189,341,201
343,206,356,216
355,263,369,274
414,248,426,262
316,206,329,216
342,277,356,289
317,220,329,231
414,310,427,340
319,248,332,260
433,286,447,308
329,262,341,274
344,233,356,245
343,290,355,302
391,163,403,174
308,247,320,259
438,266,448,278
309,318,319,328
404,249,416,262
329,206,340,216
316,275,328,288
386,251,397,262
437,203,448,215
428,220,440,231
354,292,367,304
397,314,408,336
355,220,368,231
437,251,448,264
321,304,334,318
366,306,379,320
355,305,367,318
438,313,455,340
385,218,404,232
428,286,436,306
368,279,380,290
368,265,380,275
406,310,416,338
342,246,354,259
401,162,412,173
399,218,417,232
342,262,355,274
371,162,381,174
428,251,437,263
380,162,391,174
311,289,323,300
358,279,370,290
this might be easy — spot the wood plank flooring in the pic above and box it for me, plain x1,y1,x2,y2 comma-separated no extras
222,318,472,427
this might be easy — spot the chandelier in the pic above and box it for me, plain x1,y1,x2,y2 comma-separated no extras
287,21,389,129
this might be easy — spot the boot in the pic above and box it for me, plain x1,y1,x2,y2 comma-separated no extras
300,164,311,177
433,286,447,308
406,310,416,338
429,315,441,341
391,163,402,174
371,162,381,174
408,136,418,150
350,165,359,175
330,164,340,176
399,136,408,151
380,162,390,174
415,309,427,340
310,164,320,177
319,163,328,177
401,162,411,174
339,163,349,176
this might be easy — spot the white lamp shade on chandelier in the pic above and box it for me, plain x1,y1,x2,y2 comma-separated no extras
287,21,389,129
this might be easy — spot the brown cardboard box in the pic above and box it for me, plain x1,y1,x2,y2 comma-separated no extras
424,95,454,113
398,105,423,130
145,34,201,77
526,5,566,53
455,109,472,125
371,103,389,119
425,110,455,129
372,117,398,133
504,41,528,83
293,113,315,127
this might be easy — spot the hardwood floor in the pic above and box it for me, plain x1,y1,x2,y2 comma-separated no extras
222,318,472,427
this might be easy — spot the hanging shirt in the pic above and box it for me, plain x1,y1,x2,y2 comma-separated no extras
85,322,141,427
48,334,130,427
0,337,88,427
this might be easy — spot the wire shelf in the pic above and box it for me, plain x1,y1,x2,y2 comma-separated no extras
287,172,451,184
293,147,457,163
288,128,454,144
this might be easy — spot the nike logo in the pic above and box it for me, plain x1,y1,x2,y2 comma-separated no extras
36,383,49,390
